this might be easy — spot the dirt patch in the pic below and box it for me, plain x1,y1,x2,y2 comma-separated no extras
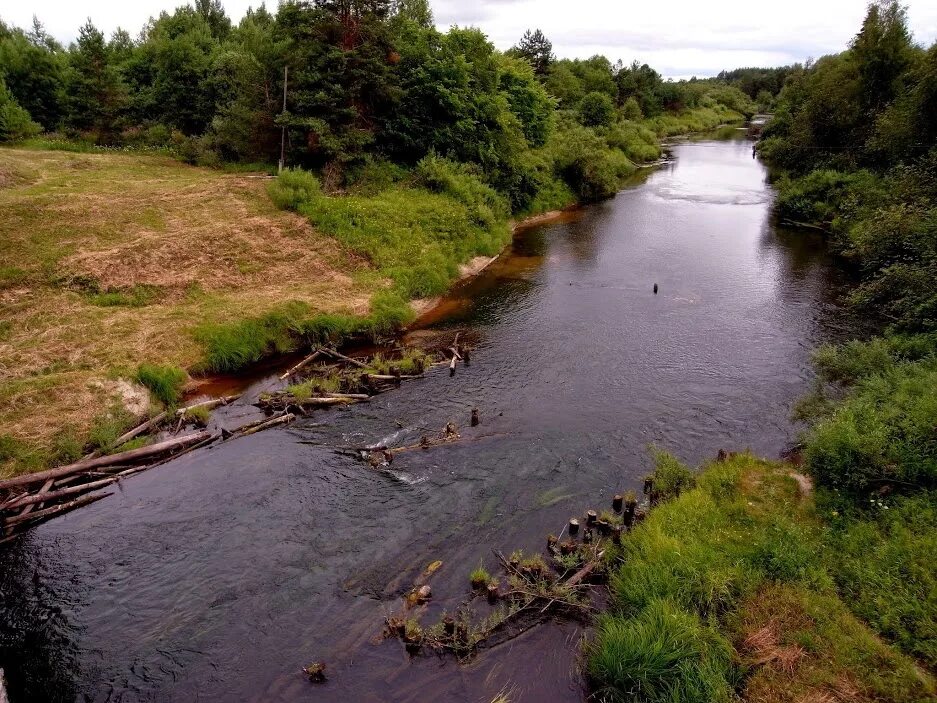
789,472,814,497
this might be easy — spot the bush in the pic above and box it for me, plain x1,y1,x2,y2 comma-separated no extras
195,302,309,373
135,363,187,408
267,168,322,210
0,79,41,142
414,154,510,227
651,450,697,501
578,91,615,127
804,359,937,494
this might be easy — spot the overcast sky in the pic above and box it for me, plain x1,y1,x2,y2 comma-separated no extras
4,0,937,78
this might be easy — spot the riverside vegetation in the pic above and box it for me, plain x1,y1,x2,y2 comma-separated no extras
587,2,937,701
0,1,755,478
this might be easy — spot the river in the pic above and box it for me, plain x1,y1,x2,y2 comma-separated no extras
0,130,857,702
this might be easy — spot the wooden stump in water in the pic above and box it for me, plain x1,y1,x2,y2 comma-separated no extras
568,518,580,536
471,408,479,427
443,615,455,636
653,283,659,294
463,347,471,366
303,662,327,683
586,509,597,526
487,582,499,603
624,498,637,527
643,476,654,495
612,494,623,512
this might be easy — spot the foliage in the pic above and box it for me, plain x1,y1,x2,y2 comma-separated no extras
0,79,41,141
135,363,187,407
509,28,553,76
589,454,933,702
650,449,696,501
578,91,615,127
820,490,937,666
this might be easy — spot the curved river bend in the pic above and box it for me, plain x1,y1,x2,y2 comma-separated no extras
0,132,856,702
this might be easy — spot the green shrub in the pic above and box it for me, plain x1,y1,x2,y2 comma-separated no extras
267,168,322,210
804,359,937,494
135,363,187,408
651,450,696,501
414,154,510,226
0,79,41,142
195,302,309,373
578,91,615,127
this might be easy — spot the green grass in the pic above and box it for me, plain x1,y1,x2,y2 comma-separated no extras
587,453,934,702
194,294,414,374
135,363,187,408
820,490,937,667
87,284,164,308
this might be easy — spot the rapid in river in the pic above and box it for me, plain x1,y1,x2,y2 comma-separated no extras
0,129,858,702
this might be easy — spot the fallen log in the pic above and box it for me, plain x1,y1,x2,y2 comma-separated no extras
4,492,113,528
111,411,167,450
322,348,369,369
0,431,214,492
325,392,370,400
175,394,241,417
234,413,294,438
279,350,324,380
3,477,119,511
366,373,422,381
565,551,604,587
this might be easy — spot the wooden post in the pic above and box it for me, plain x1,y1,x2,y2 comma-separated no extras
471,408,479,427
653,283,659,294
568,518,580,536
643,476,654,495
279,66,288,172
586,509,597,526
612,494,623,512
624,498,637,527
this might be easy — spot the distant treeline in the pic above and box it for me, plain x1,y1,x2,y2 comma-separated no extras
0,1,758,206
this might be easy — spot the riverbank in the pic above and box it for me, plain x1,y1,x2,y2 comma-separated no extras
0,102,747,480
589,451,935,701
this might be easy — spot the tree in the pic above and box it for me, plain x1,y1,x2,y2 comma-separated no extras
392,0,433,28
512,28,553,76
851,0,914,113
64,20,127,138
578,91,614,127
0,23,65,129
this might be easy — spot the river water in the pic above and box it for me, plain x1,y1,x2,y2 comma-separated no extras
0,131,857,702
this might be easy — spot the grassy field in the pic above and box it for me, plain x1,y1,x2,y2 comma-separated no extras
588,453,936,702
0,147,379,477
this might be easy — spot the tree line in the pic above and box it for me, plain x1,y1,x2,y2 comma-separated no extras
0,0,757,208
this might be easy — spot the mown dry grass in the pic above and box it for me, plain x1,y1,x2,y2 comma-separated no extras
0,147,377,476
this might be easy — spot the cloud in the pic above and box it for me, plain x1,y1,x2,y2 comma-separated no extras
5,0,937,77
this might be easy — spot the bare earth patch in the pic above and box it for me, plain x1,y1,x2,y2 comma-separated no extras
0,148,377,474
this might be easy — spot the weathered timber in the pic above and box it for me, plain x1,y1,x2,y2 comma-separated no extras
4,492,113,527
0,432,214,492
279,350,324,380
323,348,369,369
3,477,118,511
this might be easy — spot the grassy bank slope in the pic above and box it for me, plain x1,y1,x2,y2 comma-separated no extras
0,147,380,477
588,453,935,702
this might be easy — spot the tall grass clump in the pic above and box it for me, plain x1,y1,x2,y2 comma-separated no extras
414,154,510,228
195,301,310,373
135,363,187,407
267,168,321,210
588,601,736,703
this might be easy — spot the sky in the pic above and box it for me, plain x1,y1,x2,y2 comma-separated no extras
4,0,937,78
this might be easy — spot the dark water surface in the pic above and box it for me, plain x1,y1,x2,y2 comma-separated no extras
1,133,856,702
